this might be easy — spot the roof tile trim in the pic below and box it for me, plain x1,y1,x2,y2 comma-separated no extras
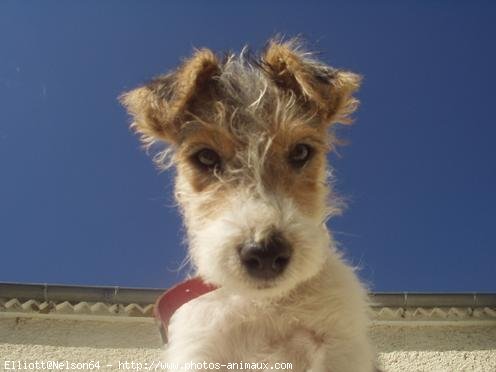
1,283,495,320
1,297,495,321
371,306,496,320
0,298,154,317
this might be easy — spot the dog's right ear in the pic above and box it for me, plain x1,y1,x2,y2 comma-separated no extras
119,49,220,145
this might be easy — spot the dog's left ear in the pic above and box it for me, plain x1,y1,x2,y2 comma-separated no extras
261,39,361,125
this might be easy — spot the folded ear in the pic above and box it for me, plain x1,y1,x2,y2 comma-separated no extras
120,49,220,145
261,39,361,125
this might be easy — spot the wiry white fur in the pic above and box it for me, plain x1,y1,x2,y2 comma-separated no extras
167,177,375,371
188,191,330,297
165,248,374,371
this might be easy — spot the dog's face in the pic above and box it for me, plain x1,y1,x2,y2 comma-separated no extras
121,39,360,297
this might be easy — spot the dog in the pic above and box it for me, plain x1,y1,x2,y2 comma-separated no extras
121,38,375,372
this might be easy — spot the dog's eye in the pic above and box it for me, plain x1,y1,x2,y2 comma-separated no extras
289,144,313,167
194,148,221,170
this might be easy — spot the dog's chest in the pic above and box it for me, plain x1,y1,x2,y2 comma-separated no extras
167,291,326,370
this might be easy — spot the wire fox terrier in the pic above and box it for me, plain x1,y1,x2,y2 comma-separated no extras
121,39,375,372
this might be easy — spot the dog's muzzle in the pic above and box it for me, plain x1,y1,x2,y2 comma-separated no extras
238,231,292,280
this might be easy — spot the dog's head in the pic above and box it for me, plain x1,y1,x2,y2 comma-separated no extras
121,39,361,298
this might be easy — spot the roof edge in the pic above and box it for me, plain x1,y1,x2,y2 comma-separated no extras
1,282,495,307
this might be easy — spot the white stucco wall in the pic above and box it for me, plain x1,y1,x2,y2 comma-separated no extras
372,323,496,371
0,316,164,371
1,313,495,372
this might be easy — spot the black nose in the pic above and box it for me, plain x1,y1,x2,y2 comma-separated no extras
239,232,292,280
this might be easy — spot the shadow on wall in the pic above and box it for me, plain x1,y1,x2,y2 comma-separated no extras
0,318,163,349
371,324,496,353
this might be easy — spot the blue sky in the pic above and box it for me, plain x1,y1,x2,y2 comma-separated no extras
1,1,495,291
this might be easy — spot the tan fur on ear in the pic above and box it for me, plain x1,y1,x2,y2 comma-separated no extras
120,49,220,145
330,70,362,125
262,39,361,125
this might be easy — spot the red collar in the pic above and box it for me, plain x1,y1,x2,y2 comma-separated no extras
154,277,217,343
